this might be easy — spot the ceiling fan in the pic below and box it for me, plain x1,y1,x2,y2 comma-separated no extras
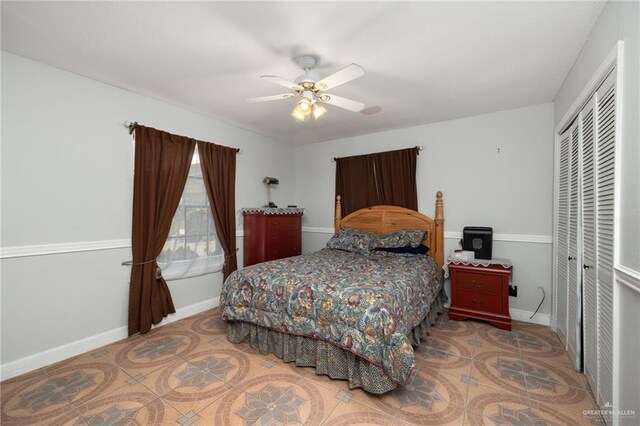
247,56,365,121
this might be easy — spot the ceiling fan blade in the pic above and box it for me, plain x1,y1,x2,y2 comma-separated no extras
261,75,303,91
314,64,365,91
246,93,297,103
319,94,364,112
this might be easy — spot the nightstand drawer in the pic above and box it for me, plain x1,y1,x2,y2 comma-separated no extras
457,271,502,295
448,260,512,330
456,291,503,314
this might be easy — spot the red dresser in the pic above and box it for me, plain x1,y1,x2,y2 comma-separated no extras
448,261,513,330
242,209,303,267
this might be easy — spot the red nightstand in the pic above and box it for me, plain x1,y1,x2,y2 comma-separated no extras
448,261,512,331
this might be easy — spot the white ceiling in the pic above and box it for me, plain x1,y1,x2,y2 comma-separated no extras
1,1,605,145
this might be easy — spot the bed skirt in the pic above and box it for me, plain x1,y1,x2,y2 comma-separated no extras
226,294,445,394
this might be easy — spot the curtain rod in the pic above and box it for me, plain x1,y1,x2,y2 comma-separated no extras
124,121,241,153
331,145,423,162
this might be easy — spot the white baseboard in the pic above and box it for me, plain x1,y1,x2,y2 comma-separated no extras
0,325,128,382
439,303,549,326
0,297,220,381
152,297,220,328
510,308,551,326
0,295,547,381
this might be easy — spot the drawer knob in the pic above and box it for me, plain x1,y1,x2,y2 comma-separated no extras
273,236,278,240
471,280,484,288
472,299,485,307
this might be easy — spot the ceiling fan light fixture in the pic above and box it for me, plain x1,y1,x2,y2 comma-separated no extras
312,101,327,120
252,57,365,122
291,107,307,122
298,97,312,112
292,97,313,121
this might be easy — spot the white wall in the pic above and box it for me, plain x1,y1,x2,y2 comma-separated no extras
553,0,640,419
554,1,639,272
295,103,555,321
0,52,296,379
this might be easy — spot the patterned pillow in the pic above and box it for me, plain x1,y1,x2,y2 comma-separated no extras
326,228,378,254
376,229,426,248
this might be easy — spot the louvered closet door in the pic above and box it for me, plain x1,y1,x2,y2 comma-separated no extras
580,98,597,392
595,70,616,407
555,130,571,346
567,123,582,370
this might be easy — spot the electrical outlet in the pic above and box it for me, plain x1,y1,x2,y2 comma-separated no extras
509,285,518,297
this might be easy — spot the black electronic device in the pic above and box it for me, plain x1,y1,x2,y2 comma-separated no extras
463,227,493,260
262,176,279,208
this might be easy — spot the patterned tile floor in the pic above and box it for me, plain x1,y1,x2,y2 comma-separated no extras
1,308,603,425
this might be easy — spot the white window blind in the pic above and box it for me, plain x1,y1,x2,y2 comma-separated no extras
157,146,223,280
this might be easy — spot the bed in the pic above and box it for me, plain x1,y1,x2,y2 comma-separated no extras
220,192,446,393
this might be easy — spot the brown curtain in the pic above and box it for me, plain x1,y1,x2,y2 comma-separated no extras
335,154,379,217
374,148,418,209
197,141,238,281
129,125,196,335
335,147,418,216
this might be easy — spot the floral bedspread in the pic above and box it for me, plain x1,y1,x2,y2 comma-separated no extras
220,248,444,384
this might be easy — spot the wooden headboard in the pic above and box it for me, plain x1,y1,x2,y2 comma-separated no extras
334,191,445,270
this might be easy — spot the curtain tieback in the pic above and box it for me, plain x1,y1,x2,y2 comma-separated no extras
224,251,238,260
121,258,157,266
223,252,237,270
122,258,163,279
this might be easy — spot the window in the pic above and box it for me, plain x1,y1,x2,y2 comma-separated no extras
157,146,223,280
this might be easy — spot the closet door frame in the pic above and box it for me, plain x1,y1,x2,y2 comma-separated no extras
553,41,624,408
552,41,622,332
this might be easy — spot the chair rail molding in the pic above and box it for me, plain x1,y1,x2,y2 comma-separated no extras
302,227,552,244
615,265,640,294
2,229,554,259
0,239,131,259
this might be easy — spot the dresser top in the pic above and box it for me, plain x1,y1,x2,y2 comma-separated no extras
446,257,512,268
241,207,304,215
444,257,512,278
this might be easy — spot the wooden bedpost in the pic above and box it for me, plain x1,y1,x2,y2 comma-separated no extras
434,191,445,270
334,195,342,233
